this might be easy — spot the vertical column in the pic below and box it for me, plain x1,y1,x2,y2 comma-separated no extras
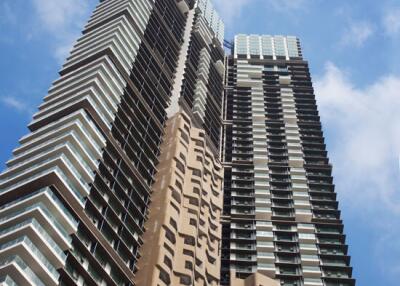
280,73,323,283
246,62,276,276
280,83,312,223
167,6,196,117
298,224,323,286
192,48,211,122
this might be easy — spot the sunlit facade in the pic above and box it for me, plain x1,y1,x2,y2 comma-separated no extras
220,34,355,286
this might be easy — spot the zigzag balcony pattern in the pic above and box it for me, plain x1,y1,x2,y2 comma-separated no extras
0,0,189,285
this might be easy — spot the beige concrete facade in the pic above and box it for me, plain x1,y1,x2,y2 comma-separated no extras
135,111,223,286
230,271,279,286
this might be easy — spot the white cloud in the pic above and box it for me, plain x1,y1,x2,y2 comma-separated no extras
383,8,400,36
315,62,400,214
31,0,93,62
267,0,307,12
340,21,374,47
0,96,34,115
214,0,255,26
214,0,307,27
315,62,400,280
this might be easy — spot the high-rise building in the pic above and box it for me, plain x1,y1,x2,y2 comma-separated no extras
220,34,355,286
0,0,224,285
135,111,223,286
0,1,356,285
134,0,226,284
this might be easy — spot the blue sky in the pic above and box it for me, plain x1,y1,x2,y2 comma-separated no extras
0,0,399,285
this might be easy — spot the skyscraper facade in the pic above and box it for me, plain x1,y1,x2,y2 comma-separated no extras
0,1,356,286
220,35,355,286
0,0,224,285
135,111,223,286
134,0,225,285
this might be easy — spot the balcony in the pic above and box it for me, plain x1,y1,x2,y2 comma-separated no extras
302,266,322,277
321,259,348,267
231,244,256,251
231,233,256,240
276,256,300,264
323,271,350,279
231,183,254,189
231,223,255,230
232,175,253,181
232,255,256,263
319,248,345,256
278,267,300,276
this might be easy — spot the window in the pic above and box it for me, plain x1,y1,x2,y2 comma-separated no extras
206,273,217,284
180,275,191,285
206,252,216,264
183,249,194,257
169,218,177,230
194,148,202,154
163,243,174,256
195,258,202,266
175,180,183,191
163,256,172,269
184,236,195,246
179,153,186,163
279,266,298,275
175,160,185,174
189,197,198,206
165,228,176,244
189,218,197,226
192,169,201,177
171,190,181,204
276,233,295,242
170,202,180,214
159,269,170,284
185,261,193,270
195,140,204,147
196,156,203,162
180,131,189,144
183,124,190,134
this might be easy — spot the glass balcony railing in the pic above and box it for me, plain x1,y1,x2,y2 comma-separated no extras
304,278,323,285
0,236,59,280
322,260,347,266
0,201,71,243
0,218,66,260
1,161,87,206
303,266,321,273
0,255,45,286
0,187,77,229
44,188,78,228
